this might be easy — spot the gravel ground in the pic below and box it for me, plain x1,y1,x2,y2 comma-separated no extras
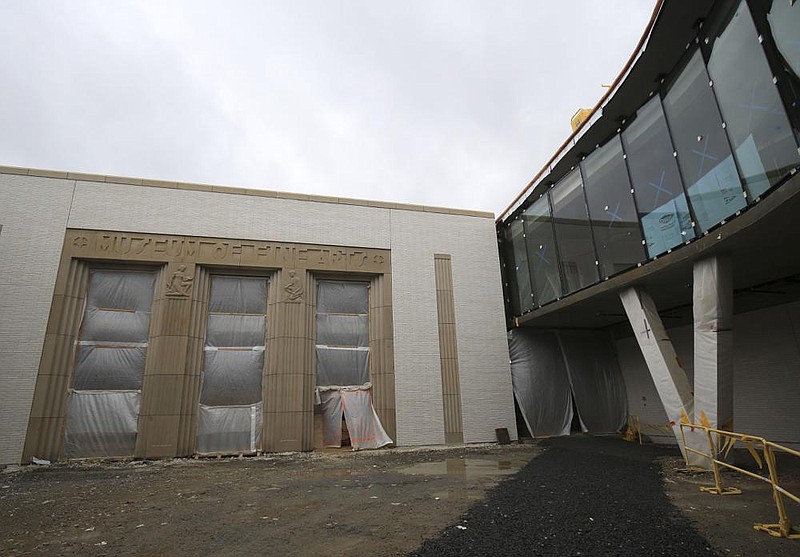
410,435,719,557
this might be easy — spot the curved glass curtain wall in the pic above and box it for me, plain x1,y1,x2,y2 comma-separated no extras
704,0,799,199
581,136,646,280
499,0,800,319
522,195,561,306
663,50,747,231
549,168,598,294
501,217,534,315
622,95,696,257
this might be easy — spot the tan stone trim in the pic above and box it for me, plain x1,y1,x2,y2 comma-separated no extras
23,228,395,460
0,164,495,219
434,254,464,445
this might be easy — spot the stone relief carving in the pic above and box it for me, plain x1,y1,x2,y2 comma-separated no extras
165,265,194,298
284,270,304,302
67,230,390,273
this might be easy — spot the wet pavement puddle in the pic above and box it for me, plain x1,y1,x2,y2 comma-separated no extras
397,456,531,480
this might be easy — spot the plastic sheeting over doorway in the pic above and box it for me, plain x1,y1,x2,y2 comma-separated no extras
315,281,392,449
509,328,627,438
317,385,392,450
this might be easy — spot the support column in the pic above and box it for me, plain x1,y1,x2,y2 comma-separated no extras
620,286,699,463
693,256,734,432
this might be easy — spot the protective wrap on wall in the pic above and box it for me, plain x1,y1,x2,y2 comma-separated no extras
64,270,155,458
693,256,733,429
197,276,267,453
508,329,573,437
63,391,141,457
558,330,628,433
196,403,263,454
316,281,370,388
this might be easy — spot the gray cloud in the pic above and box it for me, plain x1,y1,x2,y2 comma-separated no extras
0,1,653,215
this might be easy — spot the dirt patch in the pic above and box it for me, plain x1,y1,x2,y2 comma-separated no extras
661,449,800,557
0,445,536,557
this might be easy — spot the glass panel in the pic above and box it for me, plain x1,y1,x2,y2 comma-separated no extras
768,0,800,77
706,1,800,198
766,0,800,138
581,136,646,279
522,195,561,305
664,50,747,231
549,169,599,294
502,218,533,314
622,96,696,257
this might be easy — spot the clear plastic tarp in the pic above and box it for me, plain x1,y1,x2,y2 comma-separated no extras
316,280,370,388
85,270,156,312
63,391,141,458
558,330,628,433
316,314,369,347
508,329,573,437
64,270,155,458
209,276,268,314
200,349,264,406
317,281,369,315
317,385,392,450
73,345,146,390
316,347,369,387
206,314,266,348
509,328,628,437
196,403,263,454
80,309,151,343
197,276,267,453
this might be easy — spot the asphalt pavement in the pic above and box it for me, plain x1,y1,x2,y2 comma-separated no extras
409,435,719,556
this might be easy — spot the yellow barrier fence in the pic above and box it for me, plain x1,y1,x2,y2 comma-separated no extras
679,422,800,540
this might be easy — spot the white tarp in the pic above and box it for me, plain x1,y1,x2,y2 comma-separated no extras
196,403,263,454
509,328,628,437
508,329,573,437
316,281,370,388
558,330,629,433
197,276,267,454
317,385,392,450
620,286,698,463
64,270,155,458
63,391,141,458
693,257,734,430
73,345,146,390
315,346,369,387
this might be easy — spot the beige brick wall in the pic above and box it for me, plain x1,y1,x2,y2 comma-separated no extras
390,211,516,445
0,175,75,464
0,173,515,463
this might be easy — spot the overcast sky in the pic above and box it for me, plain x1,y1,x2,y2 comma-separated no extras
1,1,653,215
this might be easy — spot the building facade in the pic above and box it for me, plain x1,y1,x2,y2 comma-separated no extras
0,170,516,465
498,0,800,451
